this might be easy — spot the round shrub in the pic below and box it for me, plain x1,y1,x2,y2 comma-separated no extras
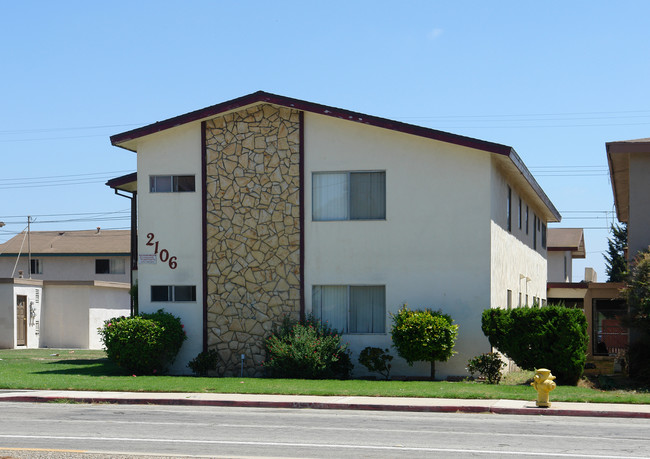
188,349,220,376
99,309,186,375
391,305,458,380
359,347,393,380
264,315,353,379
467,352,506,384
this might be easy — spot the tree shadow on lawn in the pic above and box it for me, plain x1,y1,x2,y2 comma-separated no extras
35,359,129,377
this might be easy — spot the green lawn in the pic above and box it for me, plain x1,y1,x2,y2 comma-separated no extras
1,349,648,404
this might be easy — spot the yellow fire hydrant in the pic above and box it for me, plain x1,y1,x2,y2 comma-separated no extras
531,368,556,407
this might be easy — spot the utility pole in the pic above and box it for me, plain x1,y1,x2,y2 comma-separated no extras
27,216,31,279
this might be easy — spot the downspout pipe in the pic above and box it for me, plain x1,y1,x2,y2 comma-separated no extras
114,189,137,316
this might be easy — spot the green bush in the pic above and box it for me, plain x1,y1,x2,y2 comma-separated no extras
188,349,219,376
481,305,588,385
467,352,506,384
359,347,393,380
264,315,353,379
98,309,186,375
390,305,458,380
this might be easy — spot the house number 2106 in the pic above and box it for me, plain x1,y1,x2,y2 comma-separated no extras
146,232,178,269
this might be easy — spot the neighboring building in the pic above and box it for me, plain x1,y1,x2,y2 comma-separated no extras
607,137,650,260
109,91,560,378
547,228,585,283
0,229,131,349
546,227,626,359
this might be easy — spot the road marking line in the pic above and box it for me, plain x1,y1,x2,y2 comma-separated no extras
0,447,87,453
0,434,647,458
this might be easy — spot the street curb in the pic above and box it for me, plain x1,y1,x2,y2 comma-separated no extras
2,395,650,419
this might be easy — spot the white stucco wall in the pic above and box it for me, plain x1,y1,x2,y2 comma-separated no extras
629,153,650,258
303,113,493,379
136,122,204,373
0,255,129,283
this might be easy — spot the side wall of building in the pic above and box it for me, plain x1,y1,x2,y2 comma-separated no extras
629,153,650,258
490,162,548,311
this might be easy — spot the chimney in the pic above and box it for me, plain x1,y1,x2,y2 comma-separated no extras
584,267,597,283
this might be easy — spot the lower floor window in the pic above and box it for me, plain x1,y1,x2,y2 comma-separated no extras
151,285,196,302
312,285,385,333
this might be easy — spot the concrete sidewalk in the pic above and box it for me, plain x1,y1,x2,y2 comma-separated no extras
1,389,650,419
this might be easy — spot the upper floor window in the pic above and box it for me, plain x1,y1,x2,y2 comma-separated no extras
542,223,547,249
313,171,386,221
96,258,125,275
506,186,512,232
150,175,195,193
525,205,529,234
312,285,385,333
30,259,42,275
518,198,522,229
151,285,196,302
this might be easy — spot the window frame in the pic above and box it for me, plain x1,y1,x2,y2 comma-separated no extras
30,259,42,275
149,175,196,193
151,285,197,302
312,284,386,334
506,186,512,232
312,170,386,221
95,258,126,275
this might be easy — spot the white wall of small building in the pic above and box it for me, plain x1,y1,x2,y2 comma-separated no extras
136,122,204,373
303,113,494,379
547,251,572,283
0,281,42,348
39,283,130,349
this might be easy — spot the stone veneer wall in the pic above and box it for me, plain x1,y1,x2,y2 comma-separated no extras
204,104,301,376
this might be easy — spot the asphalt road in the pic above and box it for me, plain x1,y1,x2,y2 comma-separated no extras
1,402,650,458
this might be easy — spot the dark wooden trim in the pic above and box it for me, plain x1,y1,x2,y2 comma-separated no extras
547,282,589,289
106,172,137,189
111,91,512,157
201,121,208,353
299,111,305,321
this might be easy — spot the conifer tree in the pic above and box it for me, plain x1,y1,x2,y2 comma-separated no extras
604,223,627,282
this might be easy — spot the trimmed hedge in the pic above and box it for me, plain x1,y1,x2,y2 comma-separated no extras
98,309,186,375
481,305,588,385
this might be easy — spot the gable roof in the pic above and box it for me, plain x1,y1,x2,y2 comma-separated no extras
547,228,585,258
0,229,130,256
606,137,650,222
110,90,561,222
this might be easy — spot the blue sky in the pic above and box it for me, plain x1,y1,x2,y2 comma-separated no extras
2,1,649,281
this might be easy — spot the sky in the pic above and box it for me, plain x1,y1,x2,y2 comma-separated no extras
2,1,650,282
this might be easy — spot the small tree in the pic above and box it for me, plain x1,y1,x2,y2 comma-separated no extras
604,223,628,282
621,250,650,379
390,305,458,380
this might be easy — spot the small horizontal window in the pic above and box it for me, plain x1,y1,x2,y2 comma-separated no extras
150,175,195,193
151,285,196,302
